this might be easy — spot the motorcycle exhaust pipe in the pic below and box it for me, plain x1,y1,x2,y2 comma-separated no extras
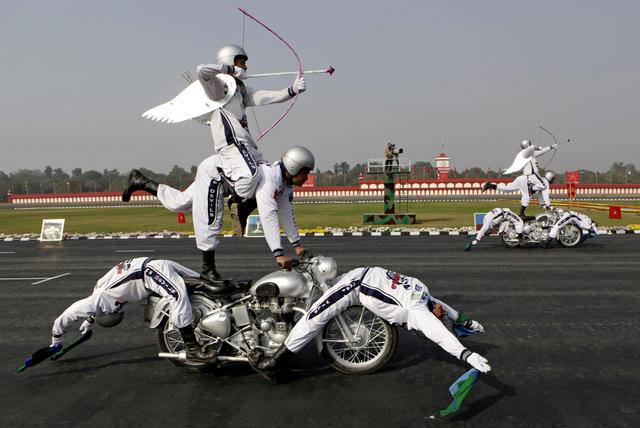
158,351,187,361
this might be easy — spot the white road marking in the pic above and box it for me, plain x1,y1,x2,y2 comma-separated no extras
31,272,71,285
0,252,16,254
0,277,49,281
115,250,155,253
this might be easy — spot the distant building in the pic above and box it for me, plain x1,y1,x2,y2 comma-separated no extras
435,151,451,180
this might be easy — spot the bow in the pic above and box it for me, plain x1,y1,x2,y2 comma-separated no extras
238,7,302,142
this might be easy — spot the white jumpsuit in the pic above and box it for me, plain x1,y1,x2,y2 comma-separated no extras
197,64,295,199
549,211,597,239
157,162,300,255
51,258,198,339
476,208,524,242
497,175,551,208
284,267,472,363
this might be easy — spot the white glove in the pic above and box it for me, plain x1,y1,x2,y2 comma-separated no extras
291,75,306,94
51,335,63,347
551,143,558,149
468,320,485,333
79,319,94,335
465,352,491,373
234,66,247,80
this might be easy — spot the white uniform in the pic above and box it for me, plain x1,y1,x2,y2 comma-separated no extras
497,175,551,208
549,210,597,239
255,162,300,257
284,267,471,363
476,208,524,242
51,258,198,339
156,162,300,255
522,146,553,176
197,64,294,199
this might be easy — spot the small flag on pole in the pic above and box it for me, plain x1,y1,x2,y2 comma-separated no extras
609,206,621,219
439,368,481,417
177,212,186,224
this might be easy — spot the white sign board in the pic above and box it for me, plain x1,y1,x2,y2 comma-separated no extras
40,219,65,241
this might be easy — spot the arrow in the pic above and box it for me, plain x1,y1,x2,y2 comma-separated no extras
247,66,335,79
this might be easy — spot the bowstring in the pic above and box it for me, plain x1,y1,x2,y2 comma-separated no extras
242,14,262,136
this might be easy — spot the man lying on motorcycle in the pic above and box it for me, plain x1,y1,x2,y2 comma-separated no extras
48,257,215,363
548,209,599,240
258,258,491,374
465,207,524,251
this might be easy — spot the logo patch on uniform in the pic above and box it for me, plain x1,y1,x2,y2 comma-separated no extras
116,259,132,274
385,270,411,290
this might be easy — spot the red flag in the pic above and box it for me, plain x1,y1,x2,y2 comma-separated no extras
566,183,577,198
609,206,621,219
565,170,580,184
177,212,186,224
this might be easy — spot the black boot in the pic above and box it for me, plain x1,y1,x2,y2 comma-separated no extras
122,169,159,202
257,344,295,371
481,182,497,193
178,325,216,363
200,250,222,282
519,205,534,221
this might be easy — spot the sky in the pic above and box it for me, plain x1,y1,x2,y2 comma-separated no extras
1,0,638,174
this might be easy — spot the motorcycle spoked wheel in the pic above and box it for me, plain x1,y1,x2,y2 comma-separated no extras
156,317,211,373
320,305,398,375
500,223,520,248
557,224,583,248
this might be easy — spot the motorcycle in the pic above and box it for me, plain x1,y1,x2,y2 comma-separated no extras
499,208,589,248
144,256,398,375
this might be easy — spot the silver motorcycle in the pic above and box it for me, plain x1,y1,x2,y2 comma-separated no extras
499,208,587,248
144,256,398,375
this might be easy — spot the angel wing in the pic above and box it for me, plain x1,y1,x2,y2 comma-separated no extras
142,74,236,124
504,146,535,174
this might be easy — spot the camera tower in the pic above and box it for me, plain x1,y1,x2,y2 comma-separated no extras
363,146,416,225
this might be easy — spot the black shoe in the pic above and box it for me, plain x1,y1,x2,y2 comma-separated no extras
257,345,295,371
122,169,159,202
481,182,497,193
200,250,222,281
178,325,216,363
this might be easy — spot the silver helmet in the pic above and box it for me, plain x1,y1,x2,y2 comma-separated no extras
520,139,532,150
281,146,315,176
545,171,556,183
215,44,248,66
313,255,337,282
95,312,124,328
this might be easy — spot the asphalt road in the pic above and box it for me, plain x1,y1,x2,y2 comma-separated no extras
1,235,638,427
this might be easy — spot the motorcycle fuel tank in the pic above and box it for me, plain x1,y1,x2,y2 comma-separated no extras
250,270,308,298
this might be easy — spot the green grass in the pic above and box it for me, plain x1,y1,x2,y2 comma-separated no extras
1,200,638,235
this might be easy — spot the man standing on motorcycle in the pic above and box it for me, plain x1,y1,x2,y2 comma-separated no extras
259,258,491,374
483,139,557,220
465,207,524,251
49,257,215,363
483,170,556,221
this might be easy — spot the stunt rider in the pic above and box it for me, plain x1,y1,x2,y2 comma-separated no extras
483,139,557,219
465,207,524,251
484,170,556,221
122,44,307,281
49,258,214,363
258,257,490,374
549,209,599,240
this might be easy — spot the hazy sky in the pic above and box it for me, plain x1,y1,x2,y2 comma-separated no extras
1,0,638,173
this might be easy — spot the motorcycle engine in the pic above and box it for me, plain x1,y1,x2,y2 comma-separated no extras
200,309,232,339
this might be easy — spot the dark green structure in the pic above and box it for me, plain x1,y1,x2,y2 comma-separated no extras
363,171,416,225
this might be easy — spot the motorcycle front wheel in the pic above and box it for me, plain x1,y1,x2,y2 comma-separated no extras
156,317,211,373
557,224,583,248
319,305,398,375
500,223,520,248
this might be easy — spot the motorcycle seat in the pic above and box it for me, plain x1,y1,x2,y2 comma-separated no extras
184,276,252,297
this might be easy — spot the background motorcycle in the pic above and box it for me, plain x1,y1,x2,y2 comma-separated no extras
144,256,398,375
499,208,588,248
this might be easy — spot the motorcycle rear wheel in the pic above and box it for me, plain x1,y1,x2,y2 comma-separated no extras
320,306,398,375
557,224,583,248
156,317,211,373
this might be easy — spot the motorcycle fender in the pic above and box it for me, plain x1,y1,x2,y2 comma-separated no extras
148,297,171,329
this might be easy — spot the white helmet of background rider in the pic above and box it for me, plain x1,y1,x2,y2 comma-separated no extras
545,171,556,183
520,139,532,150
314,255,338,282
281,146,315,176
215,44,248,66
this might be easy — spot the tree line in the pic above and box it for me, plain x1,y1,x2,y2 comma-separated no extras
1,162,637,202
